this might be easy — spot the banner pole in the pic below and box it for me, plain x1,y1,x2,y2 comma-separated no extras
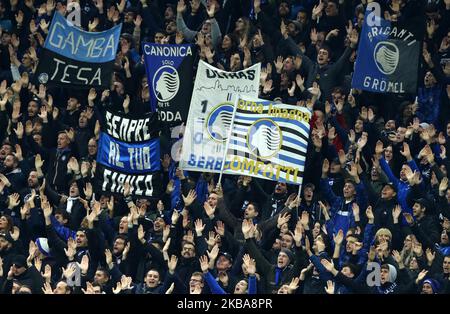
217,96,239,187
296,183,302,217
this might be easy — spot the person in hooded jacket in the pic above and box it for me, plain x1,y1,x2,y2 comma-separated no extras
359,250,414,294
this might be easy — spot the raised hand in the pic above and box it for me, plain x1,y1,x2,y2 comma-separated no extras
352,202,360,220
241,219,253,239
425,248,436,266
167,255,178,274
194,219,205,236
324,280,335,294
287,277,300,293
42,282,53,294
399,142,412,160
357,132,368,150
300,211,309,229
277,212,291,229
182,190,197,207
321,259,336,273
289,195,301,209
333,229,344,246
79,254,89,274
263,79,274,94
392,250,403,267
204,201,216,218
122,242,131,260
177,0,186,13
112,281,122,294
392,204,402,223
206,2,216,18
9,227,20,242
416,269,428,284
242,254,256,275
168,208,179,225
275,56,284,74
42,264,51,282
137,224,146,243
214,221,225,237
322,158,329,177
293,220,303,246
366,206,375,224
199,255,209,273
105,248,113,267
439,177,449,196
64,238,77,260
312,0,324,19
7,193,20,209
62,263,77,279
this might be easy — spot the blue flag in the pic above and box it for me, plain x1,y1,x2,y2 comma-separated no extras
97,132,160,174
142,43,195,123
352,5,425,94
35,12,122,88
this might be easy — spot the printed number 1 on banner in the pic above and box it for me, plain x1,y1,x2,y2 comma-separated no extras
201,100,207,113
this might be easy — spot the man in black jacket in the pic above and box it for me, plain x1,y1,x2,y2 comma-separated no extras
404,198,441,250
45,132,74,194
1,255,44,294
1,154,26,193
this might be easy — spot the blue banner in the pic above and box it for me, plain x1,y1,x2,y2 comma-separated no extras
97,132,160,174
44,12,121,63
143,43,195,122
351,6,424,94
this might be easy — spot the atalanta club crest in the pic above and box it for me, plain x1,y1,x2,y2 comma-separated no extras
246,119,282,159
205,103,234,143
38,73,49,84
152,65,180,102
374,41,399,75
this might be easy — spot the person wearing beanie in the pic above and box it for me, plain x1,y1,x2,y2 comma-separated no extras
35,237,51,257
205,251,240,294
421,278,441,294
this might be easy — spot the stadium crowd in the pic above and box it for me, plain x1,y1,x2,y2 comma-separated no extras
0,0,450,295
